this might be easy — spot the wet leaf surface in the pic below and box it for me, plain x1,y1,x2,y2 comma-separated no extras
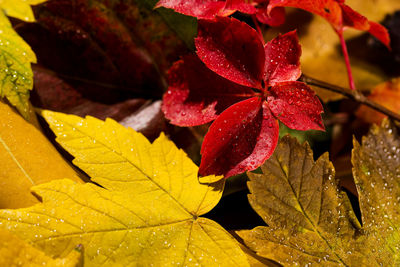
0,110,250,266
238,121,400,265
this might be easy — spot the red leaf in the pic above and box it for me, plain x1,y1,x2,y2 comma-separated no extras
195,17,265,88
155,0,225,19
268,0,342,29
162,55,255,126
223,0,257,15
256,4,285,27
340,4,369,30
163,28,324,178
267,81,325,131
199,97,279,178
339,4,391,49
368,21,391,50
264,30,302,86
268,0,391,48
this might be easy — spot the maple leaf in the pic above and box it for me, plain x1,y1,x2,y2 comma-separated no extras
0,101,82,209
156,0,285,26
0,228,82,267
162,17,324,178
0,110,250,266
267,0,391,49
237,120,400,266
0,1,45,119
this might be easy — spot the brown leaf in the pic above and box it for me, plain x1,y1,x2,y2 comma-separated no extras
238,124,400,265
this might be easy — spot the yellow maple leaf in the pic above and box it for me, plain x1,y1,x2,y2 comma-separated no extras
0,0,46,119
0,110,249,266
0,228,82,267
0,101,83,208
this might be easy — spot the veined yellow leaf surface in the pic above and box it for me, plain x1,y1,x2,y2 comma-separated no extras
0,101,82,208
0,228,82,267
0,111,249,266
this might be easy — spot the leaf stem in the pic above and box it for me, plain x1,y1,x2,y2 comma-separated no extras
337,30,356,90
300,74,400,122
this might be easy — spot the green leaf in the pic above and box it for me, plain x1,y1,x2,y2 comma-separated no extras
0,0,44,119
0,110,249,266
238,123,400,266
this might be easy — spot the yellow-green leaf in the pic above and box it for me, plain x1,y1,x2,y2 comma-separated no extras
352,119,400,264
0,110,249,266
0,228,82,267
0,0,45,119
0,101,83,208
238,129,400,266
0,0,46,22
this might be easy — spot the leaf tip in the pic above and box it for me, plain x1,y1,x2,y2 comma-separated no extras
198,175,224,184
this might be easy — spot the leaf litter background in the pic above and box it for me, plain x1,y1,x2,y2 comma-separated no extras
0,0,400,266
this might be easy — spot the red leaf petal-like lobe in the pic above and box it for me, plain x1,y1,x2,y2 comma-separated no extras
162,55,255,126
156,0,225,19
256,5,285,27
223,0,257,15
199,97,279,178
268,81,325,131
268,0,342,28
368,21,391,50
264,30,302,86
195,17,265,88
340,4,369,30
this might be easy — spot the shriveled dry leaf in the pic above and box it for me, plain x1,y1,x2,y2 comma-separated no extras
0,101,82,208
238,120,400,265
0,110,249,266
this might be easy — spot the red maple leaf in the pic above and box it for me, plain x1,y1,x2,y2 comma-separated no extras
267,0,390,49
156,0,285,26
162,17,324,178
